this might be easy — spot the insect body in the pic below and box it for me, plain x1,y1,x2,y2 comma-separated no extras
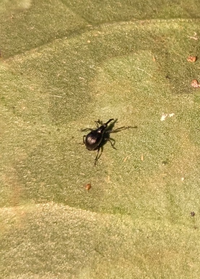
82,119,114,165
82,119,137,165
84,118,114,151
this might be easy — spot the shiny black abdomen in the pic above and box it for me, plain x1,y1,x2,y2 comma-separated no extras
85,130,104,150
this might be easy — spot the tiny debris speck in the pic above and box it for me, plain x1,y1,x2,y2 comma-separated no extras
187,56,197,62
85,183,92,191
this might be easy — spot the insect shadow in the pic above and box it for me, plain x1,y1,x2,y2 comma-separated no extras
81,119,137,165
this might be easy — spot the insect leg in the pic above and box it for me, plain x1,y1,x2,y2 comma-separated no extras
109,125,137,133
95,119,103,127
107,137,116,149
94,146,103,165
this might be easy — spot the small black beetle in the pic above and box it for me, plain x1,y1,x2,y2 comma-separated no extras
82,119,137,165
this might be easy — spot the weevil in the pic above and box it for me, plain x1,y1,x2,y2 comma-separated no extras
82,119,137,165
